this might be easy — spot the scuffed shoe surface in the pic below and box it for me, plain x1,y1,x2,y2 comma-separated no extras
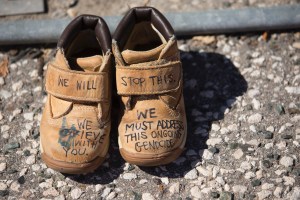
113,7,187,166
40,15,112,174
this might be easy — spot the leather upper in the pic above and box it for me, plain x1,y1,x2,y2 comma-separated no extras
40,15,112,164
112,7,187,158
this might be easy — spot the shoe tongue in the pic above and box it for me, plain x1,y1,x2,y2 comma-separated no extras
69,55,103,72
121,43,166,65
54,50,103,72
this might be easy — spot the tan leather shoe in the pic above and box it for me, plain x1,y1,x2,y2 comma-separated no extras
112,7,187,166
40,15,112,174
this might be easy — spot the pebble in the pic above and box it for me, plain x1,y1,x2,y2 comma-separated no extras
10,181,20,192
23,112,34,121
101,187,112,197
275,104,285,115
161,177,169,185
70,188,82,199
279,156,294,167
273,187,283,198
240,161,252,171
142,193,155,200
4,142,20,151
262,160,272,168
169,182,180,194
106,191,117,200
233,149,244,159
220,192,233,200
291,187,300,200
211,192,219,198
43,187,59,197
123,173,137,180
25,155,36,165
248,113,263,123
202,149,214,160
262,183,274,190
139,179,148,184
0,182,7,190
257,190,272,200
0,163,6,172
12,80,23,91
285,87,300,95
292,42,300,49
190,186,202,198
206,138,222,146
0,90,12,99
251,179,261,187
184,168,198,179
232,185,247,194
196,166,212,177
0,190,8,197
259,131,273,139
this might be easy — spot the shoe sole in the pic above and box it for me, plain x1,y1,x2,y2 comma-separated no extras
40,138,109,174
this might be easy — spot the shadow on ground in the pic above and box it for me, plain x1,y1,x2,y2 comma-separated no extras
65,51,248,183
139,51,248,178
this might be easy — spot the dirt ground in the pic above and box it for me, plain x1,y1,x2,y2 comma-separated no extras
0,0,300,200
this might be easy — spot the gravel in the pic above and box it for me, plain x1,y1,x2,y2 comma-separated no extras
0,1,299,200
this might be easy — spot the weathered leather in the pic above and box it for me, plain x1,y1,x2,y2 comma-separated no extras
113,7,187,165
40,15,112,168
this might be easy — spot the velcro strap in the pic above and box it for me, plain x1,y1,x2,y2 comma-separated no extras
116,61,181,95
45,64,108,102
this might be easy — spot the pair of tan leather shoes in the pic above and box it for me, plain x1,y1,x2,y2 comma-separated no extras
40,7,187,174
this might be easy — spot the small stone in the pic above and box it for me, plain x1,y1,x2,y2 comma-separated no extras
4,142,20,151
106,191,117,200
139,179,148,184
70,188,82,199
233,149,244,159
12,80,23,91
17,176,25,184
190,186,202,198
248,113,263,123
211,192,219,198
54,194,65,200
285,87,300,95
251,179,261,187
10,181,20,192
23,112,34,121
123,173,137,180
257,190,272,200
280,156,294,167
259,131,273,139
23,149,31,156
0,163,6,172
202,149,214,160
1,125,9,132
228,143,239,149
281,134,293,139
232,185,247,194
0,190,8,197
184,168,198,179
169,182,180,194
197,166,212,177
291,187,300,200
43,187,59,197
245,171,255,179
142,193,155,200
220,191,233,200
262,183,274,190
292,42,300,49
209,147,219,154
101,187,112,197
161,177,169,185
206,138,222,146
262,160,272,168
25,155,36,165
152,178,162,185
240,161,252,171
0,183,7,191
283,176,295,186
0,90,12,99
273,187,283,198
275,104,285,115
